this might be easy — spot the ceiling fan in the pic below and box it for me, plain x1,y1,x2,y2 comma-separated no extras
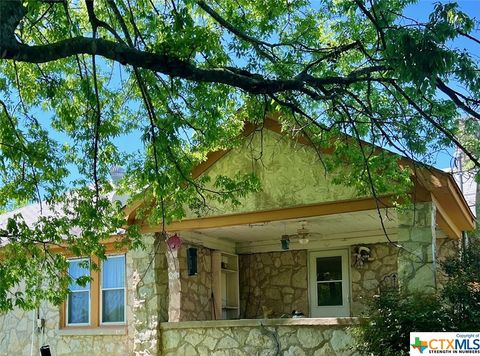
281,221,322,245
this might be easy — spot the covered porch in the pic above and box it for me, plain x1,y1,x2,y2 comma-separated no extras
127,119,475,355
148,197,464,355
146,195,463,325
177,206,398,320
130,118,473,324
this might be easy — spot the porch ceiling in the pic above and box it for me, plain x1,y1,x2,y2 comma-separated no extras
185,209,397,243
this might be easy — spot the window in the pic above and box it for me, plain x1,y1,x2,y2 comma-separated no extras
63,253,126,328
101,255,126,324
67,258,90,325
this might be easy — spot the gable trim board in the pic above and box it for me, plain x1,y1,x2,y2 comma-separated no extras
129,117,474,239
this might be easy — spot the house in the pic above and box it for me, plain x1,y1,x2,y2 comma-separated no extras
0,117,475,355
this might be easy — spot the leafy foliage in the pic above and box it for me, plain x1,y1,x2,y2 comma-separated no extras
0,0,478,310
354,291,450,356
442,239,480,330
355,239,480,355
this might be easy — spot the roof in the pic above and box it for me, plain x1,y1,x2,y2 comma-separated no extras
1,117,476,241
0,192,129,246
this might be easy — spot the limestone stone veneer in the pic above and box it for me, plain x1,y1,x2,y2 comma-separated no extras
160,318,359,355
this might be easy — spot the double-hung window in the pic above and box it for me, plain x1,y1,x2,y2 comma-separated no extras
63,253,126,328
101,255,126,324
67,258,90,325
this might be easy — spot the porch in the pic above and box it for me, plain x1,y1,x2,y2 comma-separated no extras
129,119,474,355
158,201,456,324
134,121,472,324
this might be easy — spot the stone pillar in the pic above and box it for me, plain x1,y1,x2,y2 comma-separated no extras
397,202,437,293
129,233,169,355
166,249,182,322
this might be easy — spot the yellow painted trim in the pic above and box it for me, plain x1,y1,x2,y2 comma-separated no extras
430,178,475,233
409,164,475,232
141,196,393,233
49,235,130,255
432,195,462,239
91,255,100,328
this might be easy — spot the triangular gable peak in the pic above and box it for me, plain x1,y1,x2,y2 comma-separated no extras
187,120,358,218
134,117,474,239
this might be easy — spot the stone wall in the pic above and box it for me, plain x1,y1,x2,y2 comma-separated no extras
130,233,167,355
239,250,308,318
160,319,357,356
397,202,437,293
350,237,458,316
0,234,164,356
177,244,213,321
350,243,398,316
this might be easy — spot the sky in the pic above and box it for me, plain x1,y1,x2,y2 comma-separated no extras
402,0,479,170
37,0,480,186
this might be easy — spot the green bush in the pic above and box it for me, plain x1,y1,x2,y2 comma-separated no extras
354,291,451,356
355,238,480,355
442,239,480,330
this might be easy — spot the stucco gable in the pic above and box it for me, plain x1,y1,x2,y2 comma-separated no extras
186,128,358,218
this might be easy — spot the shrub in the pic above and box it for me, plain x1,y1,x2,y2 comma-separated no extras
442,238,480,330
354,290,451,356
355,238,480,355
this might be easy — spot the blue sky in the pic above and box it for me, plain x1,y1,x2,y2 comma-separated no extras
39,0,479,185
402,0,479,169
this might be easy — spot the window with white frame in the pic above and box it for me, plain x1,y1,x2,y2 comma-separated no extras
67,258,90,325
101,255,126,324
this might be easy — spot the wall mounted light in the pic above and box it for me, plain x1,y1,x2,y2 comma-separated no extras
353,245,373,268
187,247,198,276
281,235,290,250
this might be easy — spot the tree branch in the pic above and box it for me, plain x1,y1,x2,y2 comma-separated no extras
436,78,480,121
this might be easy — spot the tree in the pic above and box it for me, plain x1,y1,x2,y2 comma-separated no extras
0,0,479,311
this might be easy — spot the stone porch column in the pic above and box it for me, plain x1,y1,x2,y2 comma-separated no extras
166,248,182,322
130,233,169,354
397,202,437,293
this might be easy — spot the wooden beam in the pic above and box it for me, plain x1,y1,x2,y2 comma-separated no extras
432,195,462,239
141,196,393,233
47,235,130,255
431,179,475,233
124,197,145,224
411,165,475,233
